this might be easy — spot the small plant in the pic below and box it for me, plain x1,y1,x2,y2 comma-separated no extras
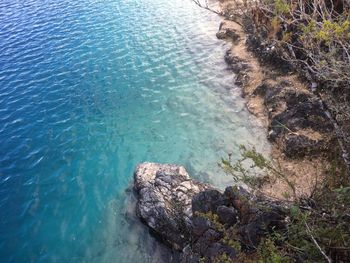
273,0,289,15
219,145,350,262
222,227,242,251
194,211,225,232
213,252,235,263
219,145,296,198
257,237,291,263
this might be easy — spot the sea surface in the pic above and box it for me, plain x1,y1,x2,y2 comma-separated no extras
0,0,269,262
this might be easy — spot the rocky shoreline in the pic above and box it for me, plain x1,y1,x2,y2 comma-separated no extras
132,1,347,261
134,163,288,262
214,8,337,198
219,20,334,161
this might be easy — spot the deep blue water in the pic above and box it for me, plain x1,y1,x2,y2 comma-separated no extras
0,0,269,262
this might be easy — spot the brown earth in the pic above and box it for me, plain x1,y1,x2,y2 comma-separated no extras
215,0,334,199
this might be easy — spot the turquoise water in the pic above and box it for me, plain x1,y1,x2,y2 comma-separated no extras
0,0,269,262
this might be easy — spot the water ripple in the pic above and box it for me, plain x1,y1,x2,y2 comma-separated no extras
0,0,269,262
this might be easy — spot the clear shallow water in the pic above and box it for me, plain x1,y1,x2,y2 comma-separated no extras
0,0,269,262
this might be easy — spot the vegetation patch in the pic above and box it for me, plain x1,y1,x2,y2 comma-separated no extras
220,145,350,262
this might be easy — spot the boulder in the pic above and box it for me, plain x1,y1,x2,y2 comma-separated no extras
246,33,292,73
237,206,286,250
224,50,250,74
216,22,240,42
251,81,334,158
205,242,237,260
216,205,238,226
192,189,227,214
216,28,240,42
192,216,211,237
284,134,327,158
134,162,211,250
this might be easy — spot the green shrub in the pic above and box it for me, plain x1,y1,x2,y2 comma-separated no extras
219,145,350,262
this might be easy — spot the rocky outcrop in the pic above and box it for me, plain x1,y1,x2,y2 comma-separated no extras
134,162,212,250
183,186,287,262
258,82,333,158
221,26,334,159
134,163,288,262
216,21,240,42
224,49,250,86
245,33,292,74
242,27,334,159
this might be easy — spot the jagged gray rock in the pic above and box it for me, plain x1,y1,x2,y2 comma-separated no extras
134,162,211,250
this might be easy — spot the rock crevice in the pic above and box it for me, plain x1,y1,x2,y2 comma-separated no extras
134,162,212,250
134,163,288,262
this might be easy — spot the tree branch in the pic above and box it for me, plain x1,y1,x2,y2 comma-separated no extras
304,221,332,263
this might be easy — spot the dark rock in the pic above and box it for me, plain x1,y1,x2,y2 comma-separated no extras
202,229,222,243
246,34,292,73
192,216,211,237
253,83,271,96
284,90,313,107
216,23,240,42
192,189,227,214
192,229,223,256
226,29,240,41
264,85,283,105
216,205,238,226
238,207,286,250
224,50,250,73
223,186,251,206
268,129,279,141
223,186,287,250
266,89,333,144
284,134,326,158
216,30,227,39
223,49,251,87
269,100,332,140
134,163,288,262
181,246,200,263
205,242,237,260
